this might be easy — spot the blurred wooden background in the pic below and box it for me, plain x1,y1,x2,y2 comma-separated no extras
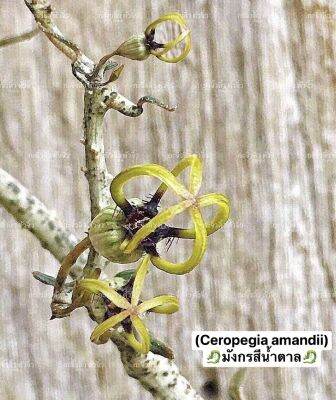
0,0,335,399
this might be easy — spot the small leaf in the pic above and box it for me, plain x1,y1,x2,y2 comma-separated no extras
32,271,56,286
114,269,136,283
150,336,174,359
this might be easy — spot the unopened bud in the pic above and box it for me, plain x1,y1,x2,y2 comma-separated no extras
114,34,150,61
89,206,143,263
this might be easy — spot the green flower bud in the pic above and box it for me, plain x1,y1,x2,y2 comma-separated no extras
89,205,143,264
114,34,150,61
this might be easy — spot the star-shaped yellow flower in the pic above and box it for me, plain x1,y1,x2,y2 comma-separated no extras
78,255,179,354
109,155,230,274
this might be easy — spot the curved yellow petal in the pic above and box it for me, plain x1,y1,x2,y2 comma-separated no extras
125,316,151,354
152,155,202,202
198,193,230,234
124,199,193,254
151,29,190,57
79,279,130,309
156,31,191,63
138,295,179,314
110,164,192,210
90,309,131,344
131,255,150,306
144,13,190,63
176,193,230,238
188,154,202,195
144,12,187,36
150,207,207,274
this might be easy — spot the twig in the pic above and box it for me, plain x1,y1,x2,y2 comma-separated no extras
0,27,40,48
24,0,95,83
103,90,177,117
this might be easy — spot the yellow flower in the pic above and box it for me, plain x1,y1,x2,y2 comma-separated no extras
78,255,179,354
109,155,230,274
115,13,191,63
144,12,191,63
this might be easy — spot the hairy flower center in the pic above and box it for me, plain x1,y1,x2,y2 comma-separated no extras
123,203,176,256
145,29,165,51
102,278,135,333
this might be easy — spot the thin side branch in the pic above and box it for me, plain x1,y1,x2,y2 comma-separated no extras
103,89,177,117
24,0,95,80
0,27,40,48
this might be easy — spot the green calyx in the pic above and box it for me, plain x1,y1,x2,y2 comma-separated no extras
115,34,150,61
89,205,143,263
